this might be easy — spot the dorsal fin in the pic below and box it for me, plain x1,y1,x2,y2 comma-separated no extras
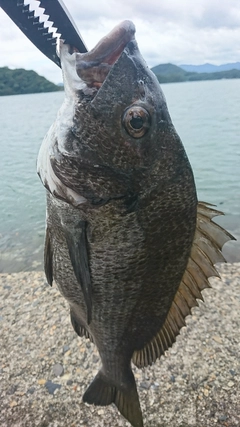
132,201,235,368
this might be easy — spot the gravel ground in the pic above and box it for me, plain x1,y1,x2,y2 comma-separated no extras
0,263,239,427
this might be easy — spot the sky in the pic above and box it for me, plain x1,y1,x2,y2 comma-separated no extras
0,0,240,84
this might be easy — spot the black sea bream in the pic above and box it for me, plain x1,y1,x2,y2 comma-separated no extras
37,20,234,427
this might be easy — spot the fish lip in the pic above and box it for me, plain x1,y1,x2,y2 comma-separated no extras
58,20,136,91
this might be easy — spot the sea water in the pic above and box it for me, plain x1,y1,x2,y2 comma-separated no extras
0,79,239,272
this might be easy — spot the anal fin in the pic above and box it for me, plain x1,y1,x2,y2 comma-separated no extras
70,307,93,342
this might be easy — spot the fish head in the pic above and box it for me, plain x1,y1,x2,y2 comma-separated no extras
58,20,171,163
38,21,195,209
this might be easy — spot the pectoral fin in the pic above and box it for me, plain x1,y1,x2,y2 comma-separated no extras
132,201,236,368
64,221,92,324
44,226,53,286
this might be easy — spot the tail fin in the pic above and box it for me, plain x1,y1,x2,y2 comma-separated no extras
83,369,143,427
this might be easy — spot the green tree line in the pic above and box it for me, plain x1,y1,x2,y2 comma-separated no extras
0,67,62,96
151,63,240,84
1,63,240,96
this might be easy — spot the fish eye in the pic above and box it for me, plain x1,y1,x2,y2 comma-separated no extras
122,106,151,138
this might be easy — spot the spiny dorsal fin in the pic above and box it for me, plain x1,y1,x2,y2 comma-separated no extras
132,201,235,368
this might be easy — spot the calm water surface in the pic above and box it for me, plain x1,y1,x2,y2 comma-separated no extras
0,80,239,272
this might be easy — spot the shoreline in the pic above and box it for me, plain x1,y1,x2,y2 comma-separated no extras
0,234,239,275
0,211,239,275
0,263,239,426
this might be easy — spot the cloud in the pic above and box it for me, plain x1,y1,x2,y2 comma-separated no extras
0,0,240,83
70,0,240,30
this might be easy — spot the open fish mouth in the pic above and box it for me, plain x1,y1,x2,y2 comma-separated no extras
58,20,136,90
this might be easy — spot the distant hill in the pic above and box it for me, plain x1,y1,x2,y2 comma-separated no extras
151,63,186,83
0,67,62,96
180,62,240,73
151,63,240,84
151,63,185,76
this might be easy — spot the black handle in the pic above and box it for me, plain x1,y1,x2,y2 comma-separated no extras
0,0,87,67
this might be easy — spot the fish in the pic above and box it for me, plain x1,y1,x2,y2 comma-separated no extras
37,20,235,427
